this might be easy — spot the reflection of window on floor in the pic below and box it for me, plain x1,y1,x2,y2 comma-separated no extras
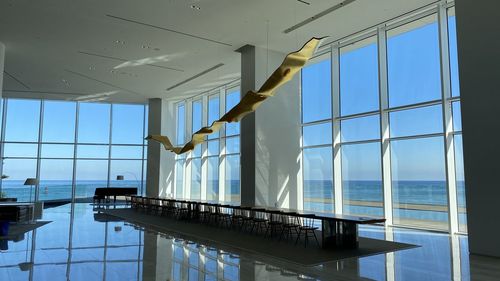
171,241,240,281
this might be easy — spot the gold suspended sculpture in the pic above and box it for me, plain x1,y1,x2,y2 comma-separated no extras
146,37,324,154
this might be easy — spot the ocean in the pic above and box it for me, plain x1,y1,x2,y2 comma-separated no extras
303,180,467,228
0,180,143,202
0,179,466,229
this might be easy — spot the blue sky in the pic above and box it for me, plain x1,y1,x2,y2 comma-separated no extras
302,16,461,181
1,99,146,180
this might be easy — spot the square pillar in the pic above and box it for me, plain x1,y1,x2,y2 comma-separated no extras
237,45,302,208
455,0,500,257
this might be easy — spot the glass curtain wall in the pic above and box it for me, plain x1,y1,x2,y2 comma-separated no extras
174,85,241,204
0,98,148,202
301,55,334,212
300,3,465,232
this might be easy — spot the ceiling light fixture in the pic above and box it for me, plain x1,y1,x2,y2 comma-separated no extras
190,5,201,10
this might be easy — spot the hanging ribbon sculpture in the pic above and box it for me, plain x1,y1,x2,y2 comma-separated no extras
146,37,324,154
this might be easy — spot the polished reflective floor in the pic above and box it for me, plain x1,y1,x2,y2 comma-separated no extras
0,203,499,281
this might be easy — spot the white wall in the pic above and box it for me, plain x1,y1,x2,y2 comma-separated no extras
159,99,176,198
146,98,175,198
250,48,302,209
455,0,500,257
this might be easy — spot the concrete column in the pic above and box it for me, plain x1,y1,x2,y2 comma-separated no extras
146,98,162,197
238,46,302,208
0,42,5,98
146,98,176,198
455,0,500,257
238,45,256,207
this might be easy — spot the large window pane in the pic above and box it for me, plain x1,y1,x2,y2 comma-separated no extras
390,105,443,138
342,143,383,217
109,160,143,188
302,123,332,147
454,135,467,232
111,145,143,159
207,140,219,156
192,100,202,133
448,8,460,97
175,160,185,198
225,90,240,136
303,147,333,212
302,58,332,123
78,103,110,144
177,104,185,145
41,144,74,158
112,104,144,144
42,101,76,143
1,159,37,202
4,143,38,157
192,145,202,158
77,145,109,158
207,157,219,201
341,115,380,142
5,99,40,142
387,15,441,107
225,136,240,154
452,101,462,132
225,154,240,203
391,137,448,230
39,159,73,201
208,95,220,139
75,160,108,199
191,158,201,200
340,36,379,115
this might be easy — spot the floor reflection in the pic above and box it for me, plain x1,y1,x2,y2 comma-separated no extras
0,203,499,281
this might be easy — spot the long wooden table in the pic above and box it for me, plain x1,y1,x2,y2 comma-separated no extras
130,196,385,249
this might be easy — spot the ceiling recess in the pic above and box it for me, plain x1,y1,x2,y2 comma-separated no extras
106,14,233,47
3,70,31,89
284,0,356,34
78,51,184,72
167,63,225,91
65,69,143,96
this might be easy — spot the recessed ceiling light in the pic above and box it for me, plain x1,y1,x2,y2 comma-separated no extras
115,40,125,44
190,5,200,10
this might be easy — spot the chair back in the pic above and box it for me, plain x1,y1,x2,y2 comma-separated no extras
253,210,268,220
298,216,317,227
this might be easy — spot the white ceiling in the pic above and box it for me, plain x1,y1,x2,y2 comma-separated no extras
0,0,434,104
